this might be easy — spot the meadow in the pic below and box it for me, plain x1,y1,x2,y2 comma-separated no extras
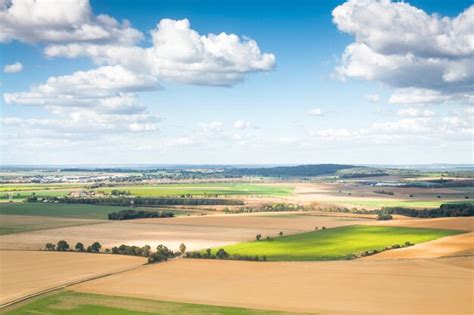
0,203,189,221
208,225,463,261
4,291,292,315
96,183,293,197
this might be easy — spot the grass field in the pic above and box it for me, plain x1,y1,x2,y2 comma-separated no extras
96,183,293,197
208,225,463,261
4,291,293,315
0,215,103,235
0,203,189,220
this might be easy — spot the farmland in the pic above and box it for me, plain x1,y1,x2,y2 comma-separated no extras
207,225,462,261
0,215,102,235
3,291,293,315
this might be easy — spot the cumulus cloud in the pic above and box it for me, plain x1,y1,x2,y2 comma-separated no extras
397,108,436,118
332,0,474,104
44,18,276,86
4,65,159,113
3,61,22,73
0,0,142,44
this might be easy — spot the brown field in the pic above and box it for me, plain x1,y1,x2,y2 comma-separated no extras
0,251,145,306
365,232,474,259
72,258,474,315
367,216,474,231
0,213,369,252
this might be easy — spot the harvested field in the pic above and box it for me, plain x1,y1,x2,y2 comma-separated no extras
72,258,474,315
368,216,474,231
365,232,474,259
0,214,368,251
0,215,102,235
0,251,145,306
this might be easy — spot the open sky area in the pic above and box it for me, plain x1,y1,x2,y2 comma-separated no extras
1,0,472,165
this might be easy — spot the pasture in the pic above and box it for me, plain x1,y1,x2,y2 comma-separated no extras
96,183,293,197
209,225,462,261
4,291,291,315
71,258,474,315
0,203,188,220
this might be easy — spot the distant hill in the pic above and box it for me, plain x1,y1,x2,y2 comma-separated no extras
226,164,355,177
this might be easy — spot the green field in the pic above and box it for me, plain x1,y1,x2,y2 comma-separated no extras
96,183,293,197
208,225,462,261
4,291,293,315
0,203,190,220
0,214,103,235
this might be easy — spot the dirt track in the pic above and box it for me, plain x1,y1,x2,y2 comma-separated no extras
0,251,145,305
72,258,474,315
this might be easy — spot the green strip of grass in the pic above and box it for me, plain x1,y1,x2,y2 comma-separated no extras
207,225,463,261
4,291,296,315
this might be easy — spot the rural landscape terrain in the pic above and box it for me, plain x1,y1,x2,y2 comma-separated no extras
1,0,473,314
1,164,473,314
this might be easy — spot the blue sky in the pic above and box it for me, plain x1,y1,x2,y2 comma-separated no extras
1,0,473,165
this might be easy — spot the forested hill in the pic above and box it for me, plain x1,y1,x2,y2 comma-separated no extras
226,164,355,177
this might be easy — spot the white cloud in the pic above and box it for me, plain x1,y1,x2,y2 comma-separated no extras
233,120,253,129
198,121,224,133
332,0,474,104
397,108,436,118
364,94,380,103
3,61,22,73
44,18,276,86
308,108,323,116
0,0,142,44
4,65,159,113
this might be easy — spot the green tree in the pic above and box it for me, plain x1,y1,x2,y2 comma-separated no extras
216,248,229,259
56,240,70,251
90,242,102,252
74,242,85,252
179,243,187,254
256,234,262,241
45,243,55,251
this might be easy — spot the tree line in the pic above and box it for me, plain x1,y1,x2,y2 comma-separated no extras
108,209,175,220
381,203,474,218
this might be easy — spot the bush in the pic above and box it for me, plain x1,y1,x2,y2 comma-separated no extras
377,212,393,221
216,248,230,259
279,231,283,236
90,242,102,253
179,243,187,254
45,243,55,251
256,234,262,241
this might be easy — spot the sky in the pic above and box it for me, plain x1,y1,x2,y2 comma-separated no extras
0,0,473,165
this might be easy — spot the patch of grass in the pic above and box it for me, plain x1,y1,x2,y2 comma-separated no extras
0,214,102,235
0,203,190,220
208,225,463,261
4,291,295,315
96,183,293,197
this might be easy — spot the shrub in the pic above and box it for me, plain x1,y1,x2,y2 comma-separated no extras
179,243,187,254
256,234,262,241
279,231,283,236
45,243,55,251
216,248,229,259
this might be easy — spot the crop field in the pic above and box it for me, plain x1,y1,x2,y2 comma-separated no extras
96,183,293,197
332,198,474,209
4,291,293,315
0,215,103,235
0,203,129,220
0,213,369,251
208,225,462,261
71,258,474,315
0,251,145,305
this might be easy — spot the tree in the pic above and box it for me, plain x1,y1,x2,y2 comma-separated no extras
279,231,283,236
57,240,70,251
90,242,102,252
216,248,229,259
45,243,55,251
256,234,262,241
179,243,187,254
74,242,85,252
205,248,212,257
